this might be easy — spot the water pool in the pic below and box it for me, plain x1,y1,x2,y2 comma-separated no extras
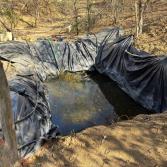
46,72,151,135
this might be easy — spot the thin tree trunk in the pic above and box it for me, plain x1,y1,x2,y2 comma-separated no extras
112,0,118,24
34,0,40,27
73,0,79,35
86,0,91,33
135,0,144,37
0,62,18,167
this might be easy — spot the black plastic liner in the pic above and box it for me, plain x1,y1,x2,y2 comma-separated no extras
95,36,167,112
0,28,121,80
2,75,59,157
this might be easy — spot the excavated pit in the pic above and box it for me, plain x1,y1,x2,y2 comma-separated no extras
46,71,152,135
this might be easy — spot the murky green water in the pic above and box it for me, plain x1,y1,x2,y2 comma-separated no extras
46,72,151,135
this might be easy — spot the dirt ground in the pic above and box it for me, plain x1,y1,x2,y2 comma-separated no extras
24,113,167,167
12,0,167,56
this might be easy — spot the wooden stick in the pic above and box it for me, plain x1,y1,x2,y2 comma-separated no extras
0,61,19,167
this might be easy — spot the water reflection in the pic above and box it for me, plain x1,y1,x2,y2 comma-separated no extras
46,72,151,135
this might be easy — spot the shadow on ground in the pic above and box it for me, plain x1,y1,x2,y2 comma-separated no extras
26,112,167,167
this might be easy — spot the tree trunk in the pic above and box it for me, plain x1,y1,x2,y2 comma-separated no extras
86,0,91,33
34,0,40,27
73,0,79,35
0,62,18,167
135,0,144,37
112,0,118,24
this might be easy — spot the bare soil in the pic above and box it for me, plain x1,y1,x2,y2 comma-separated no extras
12,0,167,56
25,113,167,167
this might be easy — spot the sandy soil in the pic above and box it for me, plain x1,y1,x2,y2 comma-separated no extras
24,113,167,167
12,0,167,56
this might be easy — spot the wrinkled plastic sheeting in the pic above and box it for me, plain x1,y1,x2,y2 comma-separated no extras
32,28,121,75
95,36,167,112
80,27,123,44
0,41,48,80
0,75,58,157
0,28,121,80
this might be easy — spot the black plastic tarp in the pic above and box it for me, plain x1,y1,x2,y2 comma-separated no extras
0,75,58,156
95,36,167,112
0,28,121,80
31,27,121,77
